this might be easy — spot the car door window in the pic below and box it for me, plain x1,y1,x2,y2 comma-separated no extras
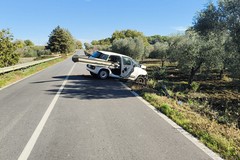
108,55,120,63
123,57,132,65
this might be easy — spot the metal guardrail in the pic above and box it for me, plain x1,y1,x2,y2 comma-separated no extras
0,57,60,74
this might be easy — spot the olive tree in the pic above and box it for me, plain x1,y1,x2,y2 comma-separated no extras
172,31,225,86
149,42,169,67
144,44,154,60
193,2,222,36
219,0,240,77
192,0,240,77
111,37,144,60
219,0,240,48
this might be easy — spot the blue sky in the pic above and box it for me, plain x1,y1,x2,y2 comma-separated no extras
0,0,217,45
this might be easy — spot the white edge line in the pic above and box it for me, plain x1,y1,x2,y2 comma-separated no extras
17,63,76,160
120,82,223,160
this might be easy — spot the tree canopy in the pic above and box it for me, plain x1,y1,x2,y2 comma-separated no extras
147,35,168,45
192,0,240,77
91,38,111,46
112,37,144,60
47,26,75,54
14,40,25,49
0,29,19,67
111,29,149,46
219,0,240,47
24,40,34,46
170,31,228,85
149,42,169,67
75,40,83,49
193,2,222,36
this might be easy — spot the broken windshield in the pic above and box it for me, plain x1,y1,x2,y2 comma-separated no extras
90,51,109,60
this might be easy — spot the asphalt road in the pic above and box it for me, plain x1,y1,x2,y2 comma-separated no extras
0,50,219,160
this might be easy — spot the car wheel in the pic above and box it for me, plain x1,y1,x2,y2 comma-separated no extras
136,75,147,85
98,70,109,79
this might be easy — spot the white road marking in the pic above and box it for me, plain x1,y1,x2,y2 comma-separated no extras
120,82,223,160
18,63,76,160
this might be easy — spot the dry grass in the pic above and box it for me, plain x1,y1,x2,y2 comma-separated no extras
129,61,240,159
0,56,66,88
142,92,240,159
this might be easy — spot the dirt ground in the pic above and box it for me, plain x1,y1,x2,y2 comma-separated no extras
146,64,240,127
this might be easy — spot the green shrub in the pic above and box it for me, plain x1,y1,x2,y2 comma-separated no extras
150,66,166,79
0,29,19,67
147,79,157,88
190,82,200,92
36,49,51,57
159,103,173,116
111,37,144,60
23,48,37,57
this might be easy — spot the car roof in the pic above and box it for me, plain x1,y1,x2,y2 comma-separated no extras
98,50,130,58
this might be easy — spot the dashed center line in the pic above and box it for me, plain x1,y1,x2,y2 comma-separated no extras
18,63,76,160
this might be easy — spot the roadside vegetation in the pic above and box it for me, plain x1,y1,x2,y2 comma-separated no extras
83,1,240,159
129,61,240,159
0,26,82,88
0,56,67,89
0,26,82,68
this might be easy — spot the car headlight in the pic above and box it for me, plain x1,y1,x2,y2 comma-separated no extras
87,64,95,70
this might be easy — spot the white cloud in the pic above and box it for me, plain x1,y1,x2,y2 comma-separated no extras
172,26,188,32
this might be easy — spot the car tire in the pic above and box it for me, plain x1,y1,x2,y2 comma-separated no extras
98,70,109,79
136,75,147,85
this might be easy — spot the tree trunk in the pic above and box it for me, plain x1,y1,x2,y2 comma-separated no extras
188,67,195,87
219,66,225,80
219,69,224,80
161,60,165,67
188,62,202,88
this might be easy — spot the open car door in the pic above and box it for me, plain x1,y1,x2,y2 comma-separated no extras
121,57,134,78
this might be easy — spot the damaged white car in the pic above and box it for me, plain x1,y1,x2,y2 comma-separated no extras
72,51,148,84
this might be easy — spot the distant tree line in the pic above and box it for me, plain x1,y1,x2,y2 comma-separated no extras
0,26,83,67
84,29,170,61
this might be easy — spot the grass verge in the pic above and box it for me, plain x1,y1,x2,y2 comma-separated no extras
0,56,66,89
138,91,240,159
